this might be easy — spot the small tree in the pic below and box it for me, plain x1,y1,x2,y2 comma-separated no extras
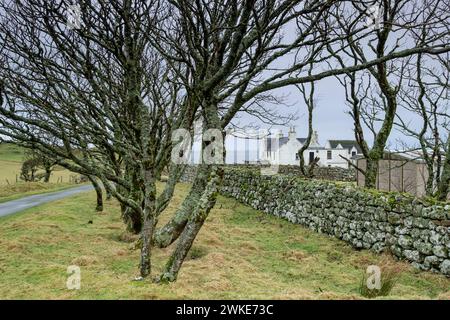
20,157,41,182
20,149,57,182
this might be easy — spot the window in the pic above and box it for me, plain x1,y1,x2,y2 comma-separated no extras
352,151,357,157
327,150,332,160
295,153,300,160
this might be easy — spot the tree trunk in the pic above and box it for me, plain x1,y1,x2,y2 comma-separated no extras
43,166,52,183
88,175,103,212
120,168,144,234
425,163,435,196
362,86,396,189
123,206,143,234
158,168,223,282
139,171,157,278
153,165,210,248
437,139,450,201
295,69,315,177
104,182,112,200
139,211,156,278
364,156,379,189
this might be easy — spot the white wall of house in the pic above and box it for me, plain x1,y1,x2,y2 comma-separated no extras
187,128,362,167
317,148,349,168
260,129,361,168
279,134,302,165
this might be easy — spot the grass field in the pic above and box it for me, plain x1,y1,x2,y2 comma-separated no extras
0,143,74,186
0,183,448,300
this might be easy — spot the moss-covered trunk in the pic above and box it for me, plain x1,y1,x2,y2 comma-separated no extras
158,167,223,282
121,165,143,234
87,175,103,212
364,155,379,189
437,138,450,201
139,207,156,278
363,79,397,189
153,165,210,247
43,166,52,183
138,168,157,278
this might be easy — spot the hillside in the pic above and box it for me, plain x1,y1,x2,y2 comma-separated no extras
0,143,73,186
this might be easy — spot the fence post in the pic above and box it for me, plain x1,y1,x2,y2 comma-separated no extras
377,161,380,190
388,158,391,192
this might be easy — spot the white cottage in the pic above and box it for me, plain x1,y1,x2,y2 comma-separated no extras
261,127,362,169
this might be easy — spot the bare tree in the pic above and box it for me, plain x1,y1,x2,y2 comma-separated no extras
430,55,450,200
151,0,450,281
1,0,450,283
438,137,450,200
0,0,193,278
295,67,319,177
328,0,450,188
396,52,449,196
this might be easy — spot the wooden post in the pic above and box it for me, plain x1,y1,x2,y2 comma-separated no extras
377,160,380,190
356,159,359,186
388,157,391,192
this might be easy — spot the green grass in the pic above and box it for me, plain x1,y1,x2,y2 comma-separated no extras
0,183,448,300
0,182,83,203
0,142,24,162
0,143,76,190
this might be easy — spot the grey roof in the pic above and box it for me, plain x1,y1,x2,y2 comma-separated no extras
328,140,362,154
309,146,325,150
266,137,307,151
382,151,426,163
279,137,307,146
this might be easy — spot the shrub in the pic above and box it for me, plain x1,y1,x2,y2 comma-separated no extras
188,246,208,260
359,267,397,298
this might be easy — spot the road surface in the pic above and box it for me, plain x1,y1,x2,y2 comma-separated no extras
0,185,93,218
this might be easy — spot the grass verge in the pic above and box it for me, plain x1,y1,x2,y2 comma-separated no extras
0,183,448,299
0,182,82,203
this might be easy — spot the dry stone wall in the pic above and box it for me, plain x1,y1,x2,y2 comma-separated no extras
218,168,450,276
180,164,356,182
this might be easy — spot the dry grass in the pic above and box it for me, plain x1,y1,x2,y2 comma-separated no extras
0,143,79,201
0,182,78,203
0,182,449,299
0,143,75,186
0,159,75,186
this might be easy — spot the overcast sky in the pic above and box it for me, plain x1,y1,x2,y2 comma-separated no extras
232,75,416,148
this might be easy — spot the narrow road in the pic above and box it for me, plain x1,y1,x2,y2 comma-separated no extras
0,185,93,218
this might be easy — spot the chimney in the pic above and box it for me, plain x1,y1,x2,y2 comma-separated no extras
288,126,296,140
